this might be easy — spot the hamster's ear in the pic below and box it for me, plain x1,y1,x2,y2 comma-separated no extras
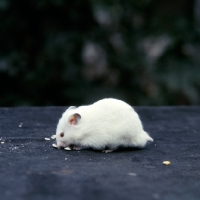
68,106,77,110
69,113,81,125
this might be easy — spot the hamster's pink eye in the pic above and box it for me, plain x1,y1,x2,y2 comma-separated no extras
60,132,64,137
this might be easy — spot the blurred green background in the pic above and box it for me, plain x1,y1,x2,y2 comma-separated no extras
0,0,200,106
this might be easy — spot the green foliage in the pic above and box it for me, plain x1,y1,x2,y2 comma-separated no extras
0,0,199,106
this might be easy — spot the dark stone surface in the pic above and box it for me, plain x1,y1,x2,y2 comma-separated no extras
0,106,200,200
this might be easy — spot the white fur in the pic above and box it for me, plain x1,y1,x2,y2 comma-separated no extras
56,98,153,150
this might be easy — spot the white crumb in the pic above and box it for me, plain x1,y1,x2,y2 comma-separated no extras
64,147,71,151
128,173,137,176
51,135,56,139
52,144,58,148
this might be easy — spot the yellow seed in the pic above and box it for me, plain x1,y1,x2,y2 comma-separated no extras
163,161,170,165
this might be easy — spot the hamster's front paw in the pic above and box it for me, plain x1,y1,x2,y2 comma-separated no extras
102,149,115,153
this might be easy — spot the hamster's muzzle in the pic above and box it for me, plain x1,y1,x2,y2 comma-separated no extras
57,141,67,148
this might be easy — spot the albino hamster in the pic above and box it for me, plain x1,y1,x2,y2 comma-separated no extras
56,98,153,152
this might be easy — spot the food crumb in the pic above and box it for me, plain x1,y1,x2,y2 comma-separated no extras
64,147,71,151
128,173,137,176
51,135,56,139
163,161,170,165
1,142,4,144
52,144,58,148
19,123,23,127
45,138,50,141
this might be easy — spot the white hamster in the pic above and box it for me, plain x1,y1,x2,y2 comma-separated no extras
56,98,153,152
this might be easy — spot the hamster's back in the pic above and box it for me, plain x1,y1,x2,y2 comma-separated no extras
93,98,132,111
86,98,139,127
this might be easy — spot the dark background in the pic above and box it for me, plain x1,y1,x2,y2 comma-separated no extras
0,0,200,107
